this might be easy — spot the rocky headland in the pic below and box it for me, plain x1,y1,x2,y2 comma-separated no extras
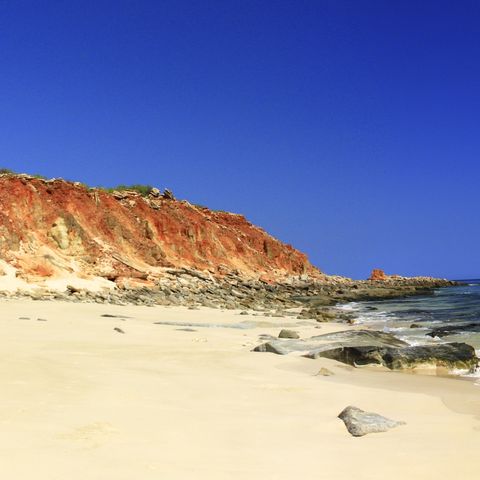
0,172,472,376
0,172,456,313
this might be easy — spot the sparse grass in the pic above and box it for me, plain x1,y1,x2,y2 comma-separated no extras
0,168,160,200
103,184,154,196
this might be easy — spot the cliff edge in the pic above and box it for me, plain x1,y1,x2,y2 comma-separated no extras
0,173,320,291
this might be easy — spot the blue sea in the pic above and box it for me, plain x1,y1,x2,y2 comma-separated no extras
337,279,480,376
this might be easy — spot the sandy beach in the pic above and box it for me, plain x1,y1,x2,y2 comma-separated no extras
0,299,478,480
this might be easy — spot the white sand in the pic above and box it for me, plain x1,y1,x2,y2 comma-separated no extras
0,299,478,479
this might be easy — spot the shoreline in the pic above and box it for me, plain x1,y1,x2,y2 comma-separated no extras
0,298,478,479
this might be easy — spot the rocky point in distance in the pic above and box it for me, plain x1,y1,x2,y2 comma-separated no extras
0,172,455,313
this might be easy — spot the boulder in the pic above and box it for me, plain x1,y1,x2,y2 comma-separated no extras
318,342,478,372
278,329,300,339
338,406,405,437
162,188,175,200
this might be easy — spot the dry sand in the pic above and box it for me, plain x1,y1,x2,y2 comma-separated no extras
0,299,478,479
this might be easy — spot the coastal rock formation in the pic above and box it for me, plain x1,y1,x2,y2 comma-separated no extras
426,323,480,338
0,174,319,287
318,343,478,372
368,269,388,281
253,329,409,356
338,406,405,437
0,173,458,310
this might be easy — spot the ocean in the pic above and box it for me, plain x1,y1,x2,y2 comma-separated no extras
337,279,480,377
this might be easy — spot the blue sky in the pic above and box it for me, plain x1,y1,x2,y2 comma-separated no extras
0,0,478,279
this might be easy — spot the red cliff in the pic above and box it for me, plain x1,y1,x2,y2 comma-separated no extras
0,174,320,288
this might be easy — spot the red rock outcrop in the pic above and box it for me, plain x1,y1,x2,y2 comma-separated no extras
368,269,388,281
0,174,320,287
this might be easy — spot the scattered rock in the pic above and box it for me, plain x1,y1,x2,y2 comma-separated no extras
338,406,405,437
176,328,197,332
18,317,30,320
162,188,175,200
113,327,125,334
101,314,130,320
37,318,48,321
278,329,300,339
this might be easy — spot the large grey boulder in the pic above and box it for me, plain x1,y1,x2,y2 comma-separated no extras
338,406,406,437
318,342,478,372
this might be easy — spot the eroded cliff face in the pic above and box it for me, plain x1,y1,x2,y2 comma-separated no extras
0,174,320,289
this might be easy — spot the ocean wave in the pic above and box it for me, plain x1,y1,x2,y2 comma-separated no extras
336,302,360,311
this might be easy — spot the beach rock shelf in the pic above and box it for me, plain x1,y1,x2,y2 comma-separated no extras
254,329,479,373
253,329,409,356
317,342,478,372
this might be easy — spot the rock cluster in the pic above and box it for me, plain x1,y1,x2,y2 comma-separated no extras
254,330,479,373
0,268,457,314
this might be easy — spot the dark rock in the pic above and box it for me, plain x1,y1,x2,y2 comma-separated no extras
318,342,478,372
410,323,423,328
37,318,48,321
162,188,175,200
278,329,300,339
338,406,405,437
315,345,386,365
426,323,480,338
113,327,125,334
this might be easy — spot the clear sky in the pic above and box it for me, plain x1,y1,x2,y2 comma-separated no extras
0,0,478,279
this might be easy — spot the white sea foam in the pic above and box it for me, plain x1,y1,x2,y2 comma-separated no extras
452,350,480,382
336,302,360,311
398,337,424,346
450,368,480,378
